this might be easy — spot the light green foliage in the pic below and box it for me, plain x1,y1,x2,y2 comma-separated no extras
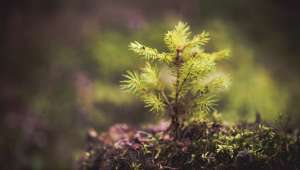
164,22,191,50
129,41,171,63
121,71,143,94
143,93,165,112
121,22,230,123
130,162,142,170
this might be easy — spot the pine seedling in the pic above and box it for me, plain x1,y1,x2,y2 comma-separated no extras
121,22,230,135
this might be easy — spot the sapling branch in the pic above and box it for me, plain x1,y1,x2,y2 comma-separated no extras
121,21,230,138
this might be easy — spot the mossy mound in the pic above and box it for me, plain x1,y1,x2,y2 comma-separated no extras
78,121,300,170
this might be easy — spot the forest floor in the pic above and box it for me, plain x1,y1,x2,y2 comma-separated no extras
78,120,300,170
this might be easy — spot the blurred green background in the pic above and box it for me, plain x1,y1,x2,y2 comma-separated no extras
1,0,300,169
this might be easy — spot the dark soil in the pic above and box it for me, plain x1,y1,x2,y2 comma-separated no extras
78,121,300,170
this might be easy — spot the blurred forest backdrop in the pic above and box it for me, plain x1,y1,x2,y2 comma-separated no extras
1,0,300,169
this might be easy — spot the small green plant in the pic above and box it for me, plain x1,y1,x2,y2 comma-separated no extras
121,22,230,135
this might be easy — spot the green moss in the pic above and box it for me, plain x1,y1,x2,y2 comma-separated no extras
79,122,300,170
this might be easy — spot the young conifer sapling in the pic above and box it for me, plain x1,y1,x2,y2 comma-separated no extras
121,22,230,137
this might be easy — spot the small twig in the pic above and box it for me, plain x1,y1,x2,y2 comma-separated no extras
160,90,171,106
160,89,176,117
176,63,194,100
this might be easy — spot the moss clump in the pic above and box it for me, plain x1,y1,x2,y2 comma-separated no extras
78,121,300,170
